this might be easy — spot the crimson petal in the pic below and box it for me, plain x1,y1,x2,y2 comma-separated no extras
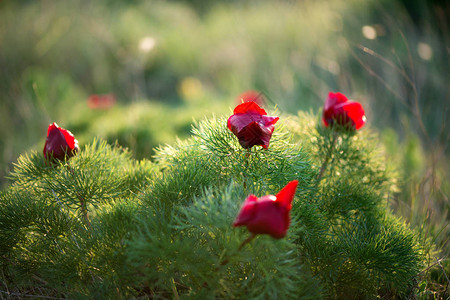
233,181,298,239
233,101,267,115
322,92,366,130
228,101,279,149
233,194,258,227
43,122,79,161
341,102,366,130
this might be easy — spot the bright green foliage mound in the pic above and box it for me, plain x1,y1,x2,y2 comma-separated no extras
0,111,429,299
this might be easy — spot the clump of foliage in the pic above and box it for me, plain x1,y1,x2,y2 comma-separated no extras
0,110,434,298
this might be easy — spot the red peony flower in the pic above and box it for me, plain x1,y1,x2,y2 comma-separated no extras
322,92,366,130
43,122,79,161
235,90,265,106
227,102,279,149
233,180,298,239
87,93,116,110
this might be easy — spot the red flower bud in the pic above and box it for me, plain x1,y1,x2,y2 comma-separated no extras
43,122,79,161
227,102,279,149
322,92,366,130
233,180,298,239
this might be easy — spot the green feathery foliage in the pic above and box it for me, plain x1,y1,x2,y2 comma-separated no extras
145,115,315,213
129,185,323,299
286,112,430,298
0,111,432,299
0,141,152,298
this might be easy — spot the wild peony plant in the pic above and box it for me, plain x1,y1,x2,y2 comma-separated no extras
227,101,279,149
233,180,298,239
322,92,366,130
43,122,79,162
0,104,432,299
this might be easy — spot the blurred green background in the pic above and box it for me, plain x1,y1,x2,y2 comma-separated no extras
0,0,448,287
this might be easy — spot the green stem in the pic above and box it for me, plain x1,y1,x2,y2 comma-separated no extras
219,234,257,267
170,277,180,300
243,148,251,190
66,164,91,228
237,233,257,251
317,131,338,180
79,196,91,228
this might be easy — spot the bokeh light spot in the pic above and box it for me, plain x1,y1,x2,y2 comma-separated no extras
362,25,377,40
179,77,204,102
139,37,156,53
417,42,433,61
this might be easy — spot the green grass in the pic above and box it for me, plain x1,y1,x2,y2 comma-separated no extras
0,0,448,297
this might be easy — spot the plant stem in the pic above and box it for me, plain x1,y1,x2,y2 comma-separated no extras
219,234,257,267
238,233,256,251
317,131,338,180
66,164,91,228
80,197,91,228
243,148,251,190
170,277,180,300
